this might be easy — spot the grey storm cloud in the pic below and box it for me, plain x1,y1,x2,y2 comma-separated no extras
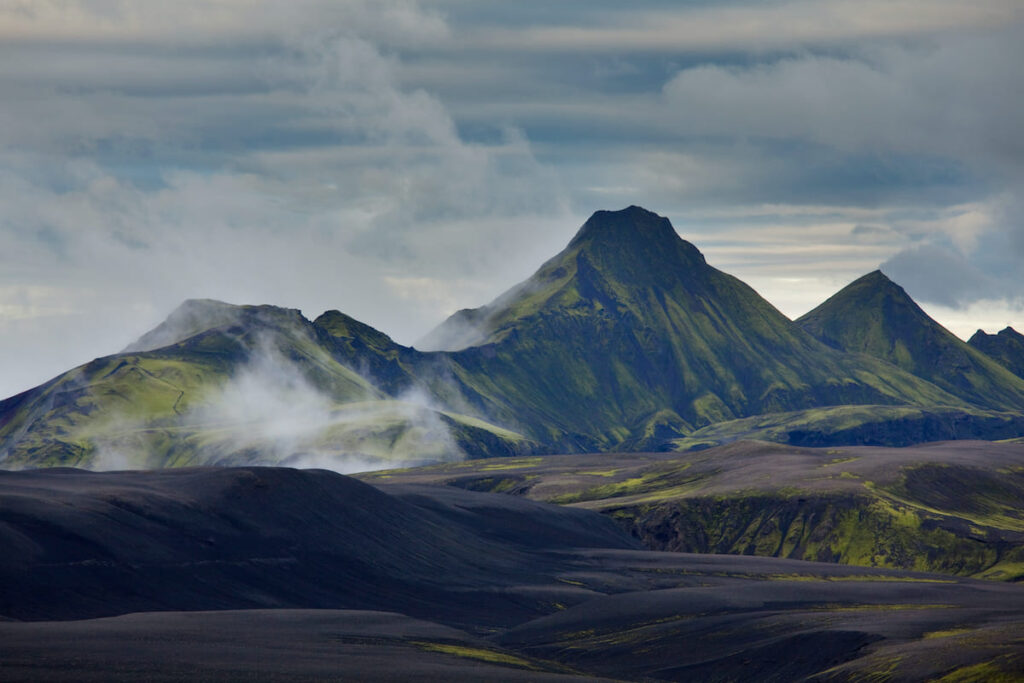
0,0,1022,397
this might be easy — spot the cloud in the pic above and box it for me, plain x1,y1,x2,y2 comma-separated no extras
86,331,466,473
461,0,1018,53
881,243,998,308
0,0,571,397
1,0,1023,401
661,32,1023,167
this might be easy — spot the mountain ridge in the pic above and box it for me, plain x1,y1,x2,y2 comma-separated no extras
2,206,1023,468
797,270,1024,410
970,326,1024,380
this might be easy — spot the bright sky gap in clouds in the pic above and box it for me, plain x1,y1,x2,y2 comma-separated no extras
0,0,1022,397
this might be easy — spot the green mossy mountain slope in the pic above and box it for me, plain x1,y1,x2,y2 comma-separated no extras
970,326,1024,380
798,271,1024,410
426,207,967,450
3,206,1024,468
0,302,533,469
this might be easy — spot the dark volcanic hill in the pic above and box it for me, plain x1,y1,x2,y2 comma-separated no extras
3,465,1024,681
797,270,1024,410
970,326,1024,380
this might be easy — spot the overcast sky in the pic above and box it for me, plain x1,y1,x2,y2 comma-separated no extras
1,0,1022,398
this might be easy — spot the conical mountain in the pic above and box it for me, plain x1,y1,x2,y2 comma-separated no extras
969,327,1024,380
424,207,962,450
797,271,1024,411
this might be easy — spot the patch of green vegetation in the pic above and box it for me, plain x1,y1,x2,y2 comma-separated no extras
672,404,1024,452
923,628,975,639
763,573,955,584
549,464,695,504
934,656,1024,683
412,642,539,670
975,561,1024,582
617,493,1007,577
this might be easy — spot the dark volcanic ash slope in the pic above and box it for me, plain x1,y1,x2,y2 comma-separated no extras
3,466,1024,681
0,466,637,625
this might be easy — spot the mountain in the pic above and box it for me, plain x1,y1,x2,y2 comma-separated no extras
0,301,532,470
425,207,963,450
797,270,1024,411
970,326,1024,379
3,206,1023,469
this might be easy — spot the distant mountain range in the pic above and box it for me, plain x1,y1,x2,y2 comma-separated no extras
3,206,1024,469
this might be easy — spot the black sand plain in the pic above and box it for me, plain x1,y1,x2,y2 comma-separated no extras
2,451,1024,681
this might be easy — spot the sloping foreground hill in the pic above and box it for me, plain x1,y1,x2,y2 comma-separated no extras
363,439,1024,581
2,466,1024,681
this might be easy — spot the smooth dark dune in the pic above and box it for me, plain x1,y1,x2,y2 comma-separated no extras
0,609,606,682
3,465,1024,681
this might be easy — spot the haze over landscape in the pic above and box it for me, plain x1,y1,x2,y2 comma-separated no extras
1,0,1023,398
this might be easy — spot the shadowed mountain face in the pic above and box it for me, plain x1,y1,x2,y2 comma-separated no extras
797,271,1024,411
2,206,1024,469
970,326,1024,380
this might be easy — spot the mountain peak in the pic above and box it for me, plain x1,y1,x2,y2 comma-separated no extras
569,206,694,254
799,271,1024,409
853,269,902,293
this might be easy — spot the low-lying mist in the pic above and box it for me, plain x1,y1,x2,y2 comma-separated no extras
91,325,466,474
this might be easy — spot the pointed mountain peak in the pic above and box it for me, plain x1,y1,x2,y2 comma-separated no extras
570,205,675,244
566,205,707,283
799,271,1024,409
848,269,905,294
798,270,926,332
568,206,705,264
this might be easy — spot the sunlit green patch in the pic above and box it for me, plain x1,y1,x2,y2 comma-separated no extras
412,642,539,670
974,561,1024,582
763,573,956,584
923,627,975,639
934,656,1024,682
811,603,954,612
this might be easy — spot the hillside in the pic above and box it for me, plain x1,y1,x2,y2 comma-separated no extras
425,207,967,451
0,302,531,470
797,271,1024,410
363,440,1024,581
970,326,1024,380
4,206,1024,468
3,465,1024,681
